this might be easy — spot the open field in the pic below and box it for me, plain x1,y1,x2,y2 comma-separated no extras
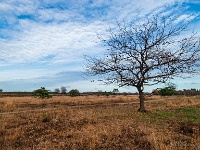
0,95,200,150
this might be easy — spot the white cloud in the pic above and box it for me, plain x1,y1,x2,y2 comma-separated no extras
37,9,83,22
89,0,110,7
105,0,185,22
0,0,39,19
173,14,198,24
0,20,108,64
0,2,15,13
0,68,54,81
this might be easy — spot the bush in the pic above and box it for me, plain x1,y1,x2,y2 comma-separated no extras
160,86,176,96
112,88,119,95
33,87,51,99
68,89,80,97
104,91,112,97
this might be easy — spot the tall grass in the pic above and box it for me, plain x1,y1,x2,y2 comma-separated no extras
0,95,199,149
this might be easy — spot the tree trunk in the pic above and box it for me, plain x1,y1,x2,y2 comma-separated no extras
137,87,146,112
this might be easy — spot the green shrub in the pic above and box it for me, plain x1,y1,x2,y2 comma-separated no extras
33,87,51,99
112,88,119,95
68,89,80,97
160,86,176,96
104,91,112,97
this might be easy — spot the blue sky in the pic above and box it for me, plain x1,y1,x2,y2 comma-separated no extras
0,0,200,92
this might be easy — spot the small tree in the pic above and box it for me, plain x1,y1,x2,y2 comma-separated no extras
0,89,3,92
61,86,67,94
85,17,200,112
54,88,60,93
104,91,112,97
97,90,103,93
33,87,51,99
112,88,119,95
68,89,80,97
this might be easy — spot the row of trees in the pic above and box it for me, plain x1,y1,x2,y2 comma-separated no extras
34,85,200,99
153,87,200,96
33,87,120,98
33,87,80,98
1,85,198,98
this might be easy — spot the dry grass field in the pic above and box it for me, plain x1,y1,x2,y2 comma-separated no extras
0,95,200,150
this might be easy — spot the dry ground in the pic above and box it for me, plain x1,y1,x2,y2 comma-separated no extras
0,95,200,150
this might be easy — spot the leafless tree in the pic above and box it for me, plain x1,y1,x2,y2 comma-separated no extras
85,17,200,112
54,88,60,93
61,86,67,94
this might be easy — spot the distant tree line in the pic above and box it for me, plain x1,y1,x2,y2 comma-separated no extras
177,89,200,96
152,88,200,96
0,92,33,97
1,87,199,98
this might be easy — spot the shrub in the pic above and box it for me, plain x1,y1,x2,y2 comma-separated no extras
68,89,80,97
160,86,176,96
112,88,119,95
33,87,51,99
104,91,112,97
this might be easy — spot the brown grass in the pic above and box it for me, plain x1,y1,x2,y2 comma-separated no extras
0,95,199,150
0,95,139,112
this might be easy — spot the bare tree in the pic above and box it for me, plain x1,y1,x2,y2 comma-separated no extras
54,88,60,94
61,86,67,94
85,17,200,112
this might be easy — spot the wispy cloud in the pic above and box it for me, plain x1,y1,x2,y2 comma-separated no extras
173,14,199,24
0,20,107,64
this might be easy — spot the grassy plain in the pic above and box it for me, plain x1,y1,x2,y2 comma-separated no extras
0,95,200,150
